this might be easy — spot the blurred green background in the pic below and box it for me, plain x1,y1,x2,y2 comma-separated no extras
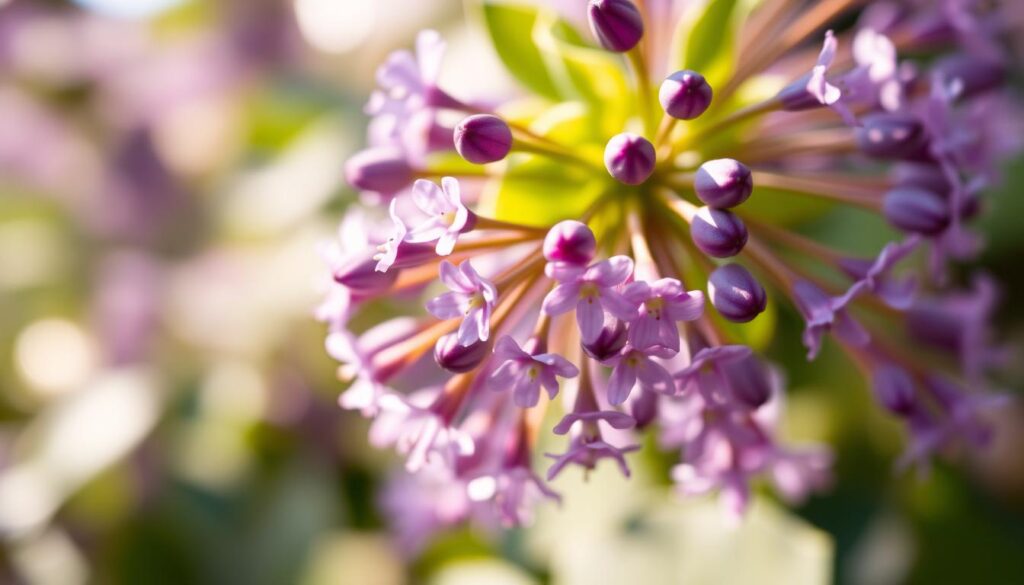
0,1,1023,584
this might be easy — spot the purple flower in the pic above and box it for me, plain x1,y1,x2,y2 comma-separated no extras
488,336,580,407
604,344,676,405
837,236,921,310
673,345,752,394
326,317,418,415
426,260,497,346
542,256,636,344
407,178,475,256
366,30,450,143
466,465,560,527
374,199,408,272
370,391,475,473
546,437,640,480
622,278,704,352
792,281,870,360
897,376,1010,471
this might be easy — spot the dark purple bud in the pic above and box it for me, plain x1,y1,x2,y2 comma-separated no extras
694,158,753,208
935,55,1006,99
344,147,415,194
334,252,399,292
453,114,513,164
659,70,713,120
872,365,917,417
587,0,644,53
891,163,950,195
721,353,772,409
690,207,748,258
856,113,930,160
582,319,628,361
434,334,492,373
708,263,767,323
604,133,656,185
544,220,597,265
883,187,950,236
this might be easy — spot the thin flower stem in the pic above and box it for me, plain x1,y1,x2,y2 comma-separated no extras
739,235,797,293
474,216,551,235
513,140,603,172
668,97,783,159
627,46,657,139
720,0,866,103
749,170,885,211
743,217,846,264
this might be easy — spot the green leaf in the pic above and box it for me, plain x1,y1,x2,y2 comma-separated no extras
671,0,759,89
533,10,632,134
740,186,834,226
480,1,563,100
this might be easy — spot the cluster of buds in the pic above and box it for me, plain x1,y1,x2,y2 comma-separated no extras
326,0,1018,543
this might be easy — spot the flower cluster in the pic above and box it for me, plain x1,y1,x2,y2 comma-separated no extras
324,0,1018,545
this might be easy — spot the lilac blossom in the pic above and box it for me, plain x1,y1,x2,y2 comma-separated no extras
793,281,870,360
426,260,498,346
325,0,1016,528
836,236,921,310
622,278,704,352
604,344,676,405
407,177,475,256
488,336,580,407
542,256,636,344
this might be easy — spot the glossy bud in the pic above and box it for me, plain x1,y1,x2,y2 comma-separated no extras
604,132,656,185
434,334,492,373
856,113,930,160
694,158,753,208
544,220,597,265
344,147,414,194
935,55,1006,99
588,0,644,53
659,70,713,120
690,207,748,257
883,187,950,236
708,263,767,322
453,114,513,164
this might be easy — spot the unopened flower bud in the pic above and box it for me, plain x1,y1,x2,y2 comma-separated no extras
659,70,713,120
883,187,950,236
691,207,748,257
434,333,492,372
935,55,1006,99
334,252,400,292
856,113,930,160
588,0,644,53
872,365,917,416
708,263,767,322
721,353,772,409
544,220,597,265
582,319,628,361
344,147,414,194
453,114,513,164
891,163,950,194
694,158,753,208
604,132,656,185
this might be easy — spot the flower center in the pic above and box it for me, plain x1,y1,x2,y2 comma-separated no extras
579,283,601,303
646,297,664,320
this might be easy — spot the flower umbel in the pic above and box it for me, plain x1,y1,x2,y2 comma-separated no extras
327,0,1017,532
